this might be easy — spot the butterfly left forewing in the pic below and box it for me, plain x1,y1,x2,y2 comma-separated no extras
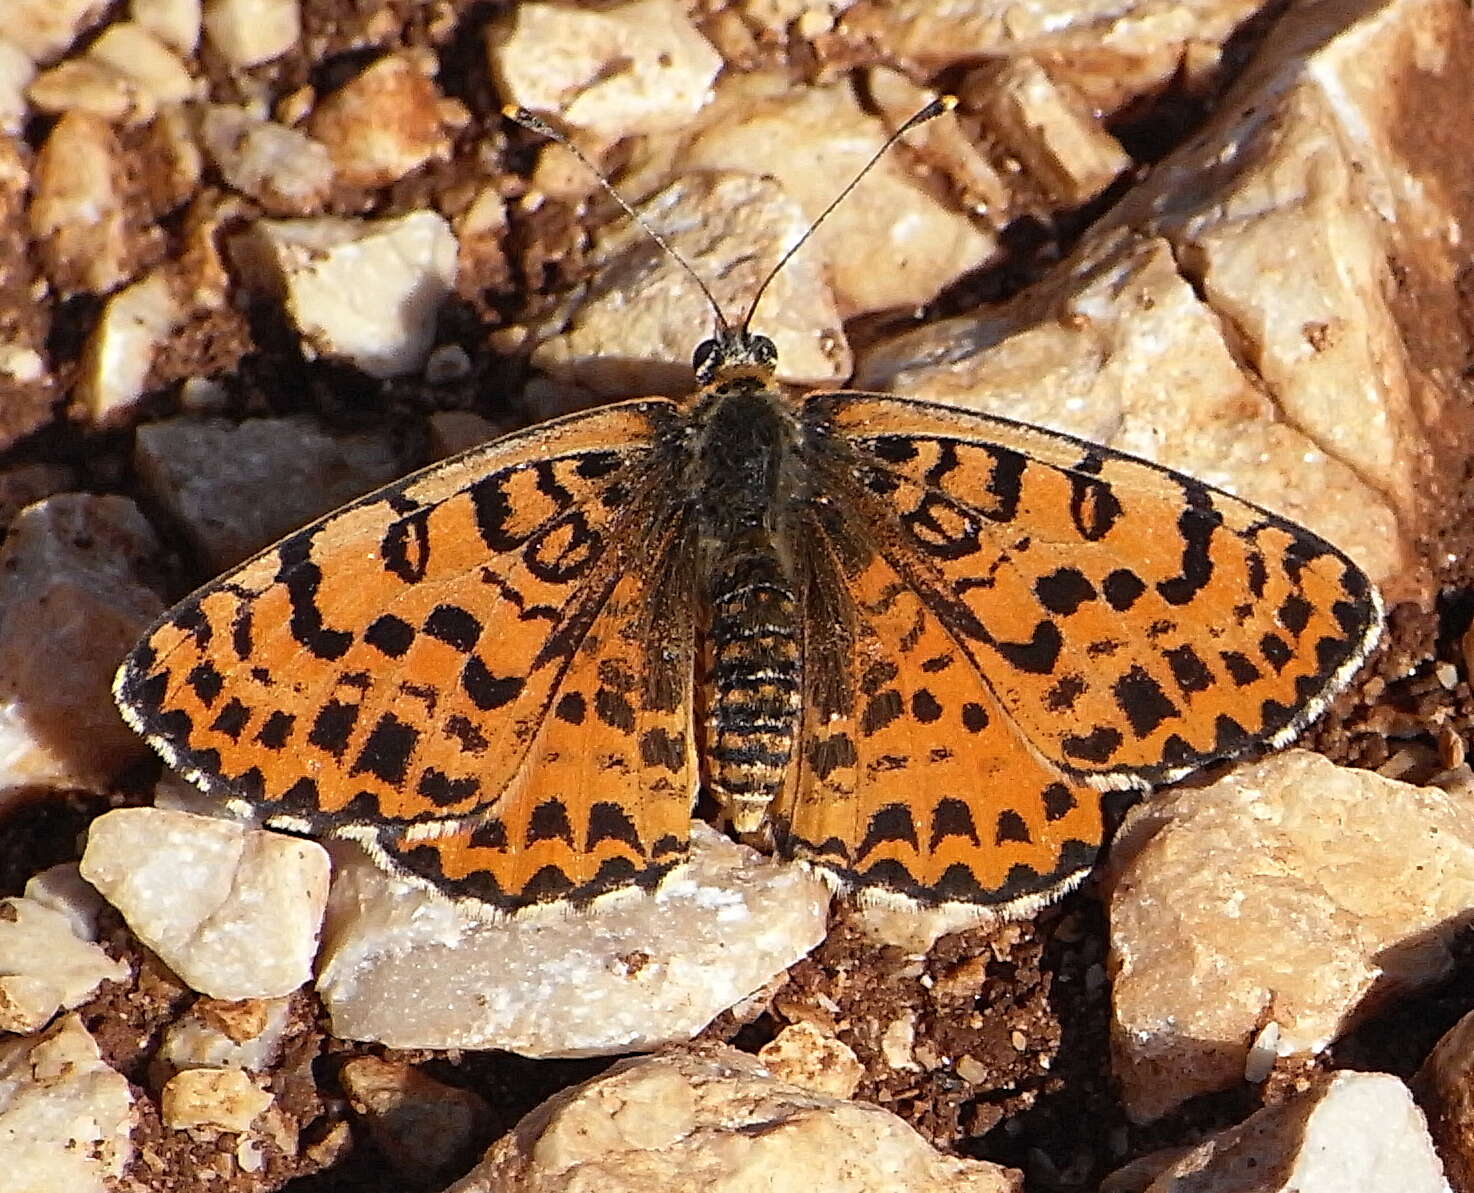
115,400,682,839
804,392,1381,792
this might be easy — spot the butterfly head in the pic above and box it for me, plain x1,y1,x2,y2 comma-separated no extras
693,328,778,386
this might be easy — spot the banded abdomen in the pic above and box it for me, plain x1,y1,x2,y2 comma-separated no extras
706,533,801,832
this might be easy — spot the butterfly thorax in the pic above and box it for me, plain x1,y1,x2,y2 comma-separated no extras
689,364,804,835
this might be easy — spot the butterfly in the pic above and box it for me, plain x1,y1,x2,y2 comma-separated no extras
113,101,1383,922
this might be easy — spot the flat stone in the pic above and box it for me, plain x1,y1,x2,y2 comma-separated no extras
1117,1072,1450,1192
131,415,400,572
202,0,298,68
315,823,829,1057
80,807,330,1001
489,0,722,141
308,53,449,188
0,494,162,792
160,1067,273,1132
455,1046,1022,1192
1107,752,1474,1122
229,211,457,378
1414,1005,1474,1189
0,894,129,1034
76,269,187,425
0,1014,135,1193
200,106,334,215
530,170,850,399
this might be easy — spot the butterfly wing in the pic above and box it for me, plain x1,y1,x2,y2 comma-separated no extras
115,399,699,913
781,509,1105,914
777,391,1381,912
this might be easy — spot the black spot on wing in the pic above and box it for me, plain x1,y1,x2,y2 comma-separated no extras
1113,665,1179,739
365,614,415,658
350,713,419,786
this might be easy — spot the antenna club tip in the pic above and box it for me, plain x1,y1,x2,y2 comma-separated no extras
939,93,959,112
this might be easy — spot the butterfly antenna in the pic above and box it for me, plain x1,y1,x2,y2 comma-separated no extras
503,105,734,336
739,94,958,336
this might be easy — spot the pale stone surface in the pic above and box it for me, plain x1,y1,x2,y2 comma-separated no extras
133,0,202,53
229,211,457,378
80,807,330,1001
158,997,293,1072
316,823,830,1056
203,0,299,67
0,1014,135,1193
671,73,996,316
0,0,108,64
161,1067,273,1132
76,270,187,425
0,494,161,792
531,171,850,399
307,53,449,187
1120,1072,1450,1193
23,863,110,943
30,111,139,295
80,21,199,117
867,66,1009,219
0,41,34,134
455,1046,1021,1192
200,106,334,215
1414,1005,1474,1190
0,896,129,1034
340,1056,488,1178
489,0,722,140
858,3,1453,604
131,415,400,572
1106,751,1474,1123
757,1022,864,1100
26,57,145,122
965,57,1130,207
835,0,1259,111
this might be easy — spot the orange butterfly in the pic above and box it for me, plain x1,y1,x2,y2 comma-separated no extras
114,101,1382,920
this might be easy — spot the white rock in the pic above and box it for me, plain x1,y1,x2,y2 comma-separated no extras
86,21,200,110
0,494,162,793
0,0,108,64
455,1046,1022,1192
1415,1004,1474,1189
29,111,137,296
1107,751,1474,1123
675,73,996,315
199,105,334,214
0,40,35,134
160,1067,273,1132
964,56,1130,207
26,57,145,123
757,1022,864,1100
80,807,330,1001
131,415,400,572
202,0,299,67
0,896,129,1034
76,270,187,426
316,823,830,1056
531,171,850,398
158,997,292,1072
132,0,202,54
0,1014,135,1193
489,0,722,140
307,53,449,187
229,211,457,378
1127,1072,1450,1193
23,863,111,942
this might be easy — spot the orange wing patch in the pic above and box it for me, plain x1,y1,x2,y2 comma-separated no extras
115,400,685,908
364,565,697,909
779,542,1103,914
810,393,1380,791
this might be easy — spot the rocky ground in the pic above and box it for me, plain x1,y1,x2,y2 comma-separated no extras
2,1,1474,1191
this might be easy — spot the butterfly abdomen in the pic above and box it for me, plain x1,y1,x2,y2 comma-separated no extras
706,537,801,833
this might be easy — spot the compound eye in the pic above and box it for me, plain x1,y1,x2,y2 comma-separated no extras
692,339,719,379
750,335,777,369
